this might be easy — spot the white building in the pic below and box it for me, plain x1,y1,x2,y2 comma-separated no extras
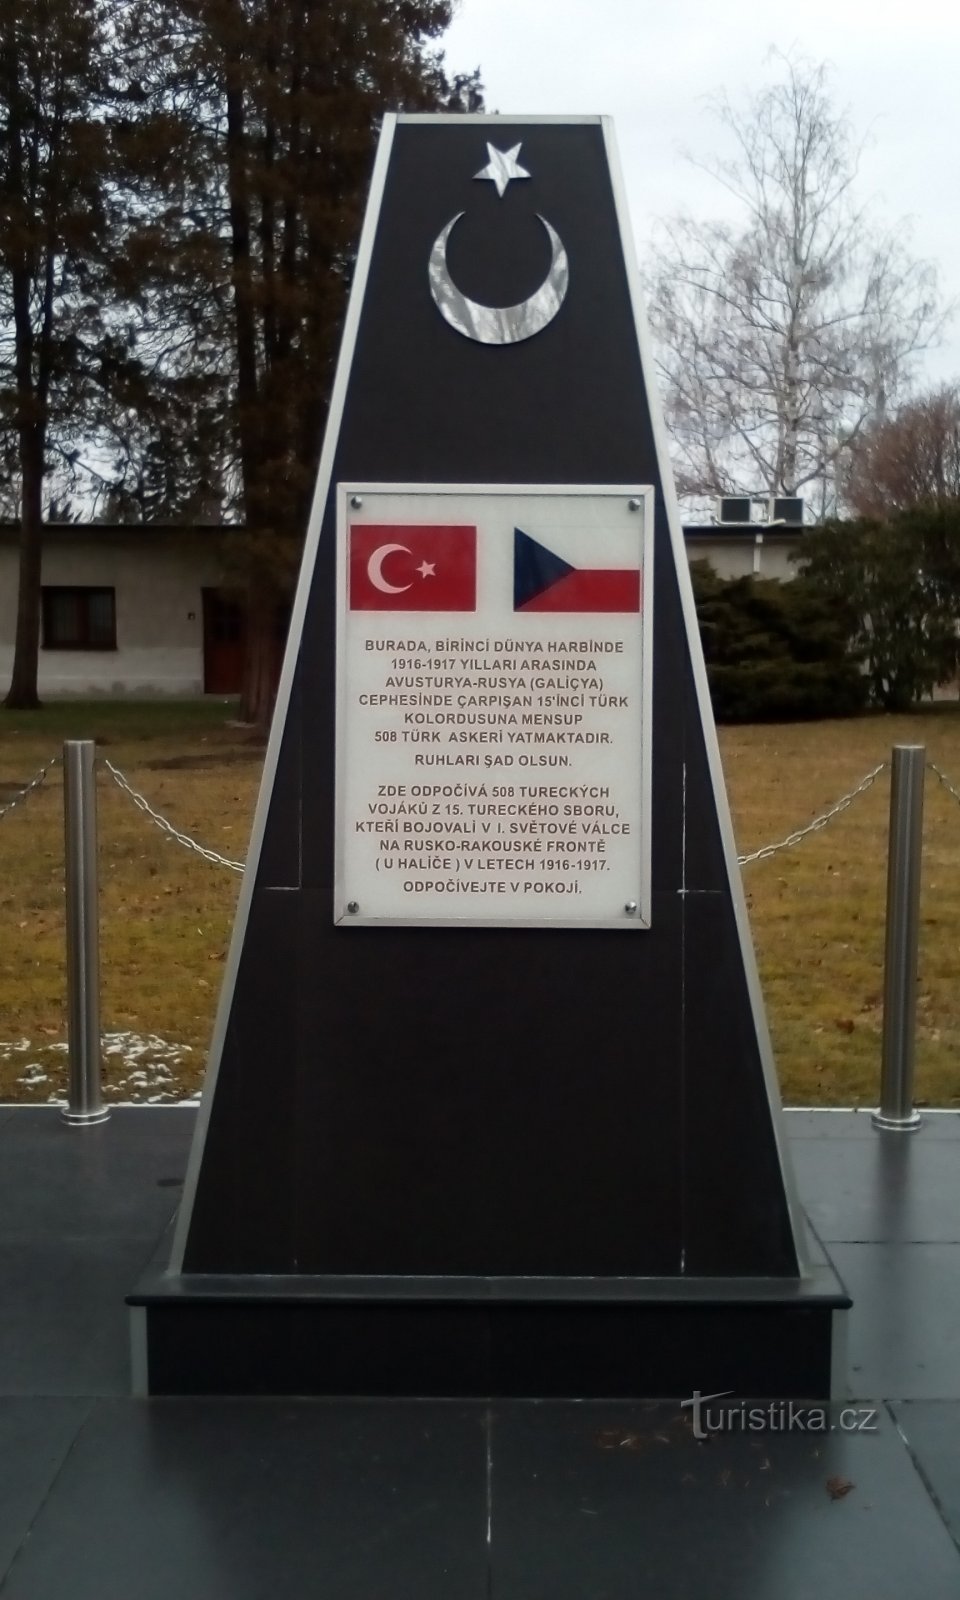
682,524,802,583
0,519,805,696
0,524,245,696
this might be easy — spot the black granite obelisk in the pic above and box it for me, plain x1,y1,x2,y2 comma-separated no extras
130,115,848,1398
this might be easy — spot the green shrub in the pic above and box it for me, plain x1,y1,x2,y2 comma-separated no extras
798,509,960,710
690,560,867,722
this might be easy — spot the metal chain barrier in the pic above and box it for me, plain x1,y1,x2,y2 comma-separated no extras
102,748,895,875
3,748,910,873
103,759,245,873
0,756,59,821
927,761,960,810
737,760,888,866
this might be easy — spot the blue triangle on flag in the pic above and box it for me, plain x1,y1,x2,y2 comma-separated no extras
514,527,574,610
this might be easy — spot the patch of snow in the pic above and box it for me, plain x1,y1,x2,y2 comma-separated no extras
4,1030,198,1103
17,1065,48,1085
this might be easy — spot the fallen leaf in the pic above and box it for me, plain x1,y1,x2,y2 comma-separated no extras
826,1476,855,1500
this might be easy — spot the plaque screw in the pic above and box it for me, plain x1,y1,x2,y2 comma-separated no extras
347,901,359,914
350,495,363,509
628,498,642,511
624,901,638,915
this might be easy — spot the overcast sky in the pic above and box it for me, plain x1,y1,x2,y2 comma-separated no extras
442,0,960,387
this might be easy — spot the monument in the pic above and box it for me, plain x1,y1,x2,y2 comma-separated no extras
130,114,849,1397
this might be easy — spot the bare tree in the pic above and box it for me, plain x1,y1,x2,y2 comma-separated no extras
646,55,946,516
843,383,960,517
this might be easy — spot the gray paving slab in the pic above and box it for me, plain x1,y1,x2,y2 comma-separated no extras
0,1399,90,1578
791,1131,960,1243
0,1108,194,1238
890,1400,960,1546
786,1109,882,1138
831,1243,960,1400
0,1104,956,1595
0,1235,160,1398
785,1109,960,1139
0,1399,489,1600
486,1399,960,1599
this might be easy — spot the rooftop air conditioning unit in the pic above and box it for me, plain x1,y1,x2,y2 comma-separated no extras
769,496,804,525
716,496,752,524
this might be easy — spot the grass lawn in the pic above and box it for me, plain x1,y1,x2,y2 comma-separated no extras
724,709,960,1108
2,698,960,1107
0,700,258,1103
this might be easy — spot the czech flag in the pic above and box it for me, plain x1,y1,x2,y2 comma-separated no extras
350,524,476,610
513,528,640,613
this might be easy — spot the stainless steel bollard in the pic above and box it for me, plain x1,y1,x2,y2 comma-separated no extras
61,741,109,1126
873,745,925,1132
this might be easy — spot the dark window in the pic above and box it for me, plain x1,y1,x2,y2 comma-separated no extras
42,587,117,650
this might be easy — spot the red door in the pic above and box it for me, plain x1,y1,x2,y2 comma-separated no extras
202,588,246,694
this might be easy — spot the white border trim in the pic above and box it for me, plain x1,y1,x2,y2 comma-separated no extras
830,1306,850,1399
600,117,811,1273
168,115,400,1274
129,1305,148,1397
397,114,603,125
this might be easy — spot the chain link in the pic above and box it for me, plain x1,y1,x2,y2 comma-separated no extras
3,750,908,874
0,757,59,821
737,761,888,866
927,761,960,810
104,760,245,872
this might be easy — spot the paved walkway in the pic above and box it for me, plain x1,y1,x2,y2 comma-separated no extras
1,1105,958,1598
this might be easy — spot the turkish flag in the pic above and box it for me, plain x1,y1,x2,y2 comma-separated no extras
349,524,477,611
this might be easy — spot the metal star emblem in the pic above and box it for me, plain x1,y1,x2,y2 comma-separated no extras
474,142,530,199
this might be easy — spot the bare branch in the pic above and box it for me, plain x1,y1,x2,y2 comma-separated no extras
645,52,949,514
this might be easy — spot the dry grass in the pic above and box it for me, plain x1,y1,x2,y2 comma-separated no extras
0,702,260,1102
722,710,960,1106
3,700,960,1106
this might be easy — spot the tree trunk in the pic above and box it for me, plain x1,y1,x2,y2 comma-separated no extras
4,425,44,709
224,74,262,515
224,55,279,734
239,580,279,730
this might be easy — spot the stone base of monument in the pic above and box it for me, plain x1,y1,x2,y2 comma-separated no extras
129,1260,849,1398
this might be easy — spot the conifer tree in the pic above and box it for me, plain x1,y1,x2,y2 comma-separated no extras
2,0,480,714
1,0,121,706
125,0,482,723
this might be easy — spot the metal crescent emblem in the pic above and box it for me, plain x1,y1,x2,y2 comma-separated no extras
428,211,569,345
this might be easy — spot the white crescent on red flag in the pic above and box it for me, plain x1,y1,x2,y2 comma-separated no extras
349,524,477,611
